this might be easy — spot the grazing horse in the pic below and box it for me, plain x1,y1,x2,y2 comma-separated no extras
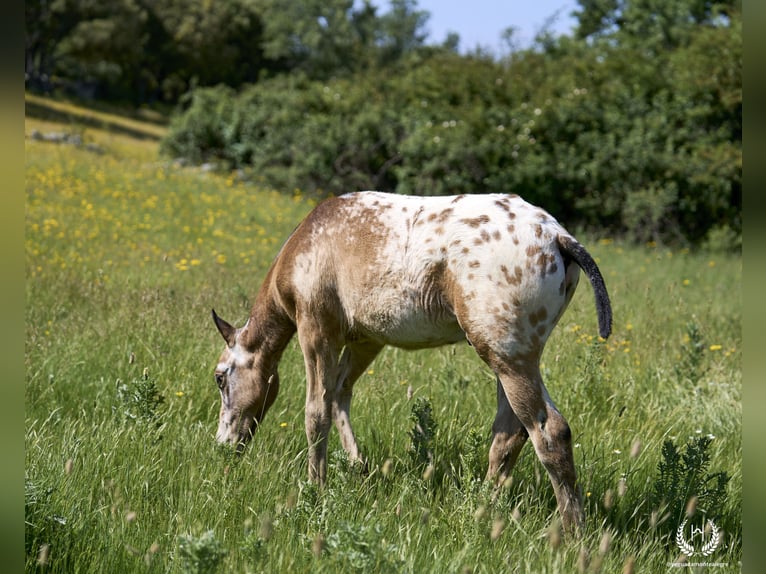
211,191,612,535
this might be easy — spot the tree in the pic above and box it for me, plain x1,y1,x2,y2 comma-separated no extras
52,0,149,99
26,0,87,92
377,0,430,64
574,0,742,45
149,0,266,97
255,0,430,78
256,0,364,77
26,0,436,102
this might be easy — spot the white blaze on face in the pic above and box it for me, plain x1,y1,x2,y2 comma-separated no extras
214,334,259,446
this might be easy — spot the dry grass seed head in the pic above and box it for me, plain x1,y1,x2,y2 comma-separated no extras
547,518,562,549
37,544,50,567
490,518,505,542
617,478,627,497
312,533,324,557
685,495,698,517
598,530,612,555
577,545,589,573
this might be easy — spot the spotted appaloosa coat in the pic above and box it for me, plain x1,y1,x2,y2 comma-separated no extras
212,191,612,536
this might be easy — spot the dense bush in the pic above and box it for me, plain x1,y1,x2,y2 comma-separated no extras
160,6,740,248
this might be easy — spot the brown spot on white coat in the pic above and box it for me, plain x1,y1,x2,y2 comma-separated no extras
461,215,491,228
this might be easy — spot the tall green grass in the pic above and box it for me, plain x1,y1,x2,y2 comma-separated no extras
25,97,741,572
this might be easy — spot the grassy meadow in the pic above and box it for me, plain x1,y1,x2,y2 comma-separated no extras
25,96,742,572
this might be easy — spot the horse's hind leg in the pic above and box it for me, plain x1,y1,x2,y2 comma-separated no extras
486,375,529,484
493,361,583,536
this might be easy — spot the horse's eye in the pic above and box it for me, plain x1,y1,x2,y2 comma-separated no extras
215,372,226,390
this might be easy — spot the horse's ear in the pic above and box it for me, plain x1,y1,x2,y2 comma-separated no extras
212,309,237,347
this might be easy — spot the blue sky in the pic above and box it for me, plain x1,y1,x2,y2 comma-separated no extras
402,0,579,53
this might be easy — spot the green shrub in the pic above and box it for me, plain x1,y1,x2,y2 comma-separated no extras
177,530,227,574
115,371,165,424
323,521,405,572
459,427,487,483
650,436,730,536
409,397,437,467
161,30,740,247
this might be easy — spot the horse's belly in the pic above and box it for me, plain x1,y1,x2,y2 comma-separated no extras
348,291,465,349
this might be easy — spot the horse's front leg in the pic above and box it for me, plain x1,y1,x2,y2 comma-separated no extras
332,341,383,468
297,320,342,485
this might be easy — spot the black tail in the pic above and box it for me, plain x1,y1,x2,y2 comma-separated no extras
557,235,612,339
